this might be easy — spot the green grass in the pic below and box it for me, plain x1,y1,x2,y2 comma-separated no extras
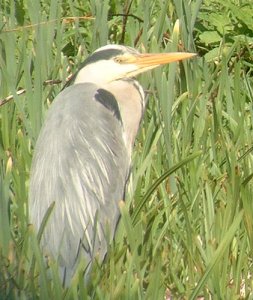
1,0,253,298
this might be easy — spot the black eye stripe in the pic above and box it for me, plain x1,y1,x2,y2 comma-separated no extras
83,49,123,66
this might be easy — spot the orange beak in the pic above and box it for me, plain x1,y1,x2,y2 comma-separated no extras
110,50,196,81
135,52,196,67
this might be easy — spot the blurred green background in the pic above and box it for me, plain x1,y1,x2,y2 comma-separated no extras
0,0,253,298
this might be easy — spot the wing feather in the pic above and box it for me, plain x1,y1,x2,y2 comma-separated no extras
29,83,130,273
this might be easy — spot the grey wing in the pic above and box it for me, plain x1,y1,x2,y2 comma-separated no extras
29,83,130,271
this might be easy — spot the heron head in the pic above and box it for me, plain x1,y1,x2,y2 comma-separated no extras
73,44,196,85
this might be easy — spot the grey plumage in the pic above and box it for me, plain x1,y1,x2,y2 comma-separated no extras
29,79,144,282
29,44,195,284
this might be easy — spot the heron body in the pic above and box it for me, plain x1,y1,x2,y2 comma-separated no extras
29,45,195,283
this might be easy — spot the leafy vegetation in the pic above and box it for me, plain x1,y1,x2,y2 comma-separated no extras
0,0,253,298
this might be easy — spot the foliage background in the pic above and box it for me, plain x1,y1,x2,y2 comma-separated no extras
0,0,253,299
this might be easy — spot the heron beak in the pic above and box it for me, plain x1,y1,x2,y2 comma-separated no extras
122,52,196,78
135,52,196,68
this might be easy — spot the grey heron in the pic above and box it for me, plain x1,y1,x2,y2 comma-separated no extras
29,44,195,284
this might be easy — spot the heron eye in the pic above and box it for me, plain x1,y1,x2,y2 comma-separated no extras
114,54,137,64
113,56,125,64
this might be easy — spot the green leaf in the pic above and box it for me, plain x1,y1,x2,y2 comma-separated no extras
199,31,221,44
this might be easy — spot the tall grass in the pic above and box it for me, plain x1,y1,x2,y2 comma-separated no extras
0,0,252,298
